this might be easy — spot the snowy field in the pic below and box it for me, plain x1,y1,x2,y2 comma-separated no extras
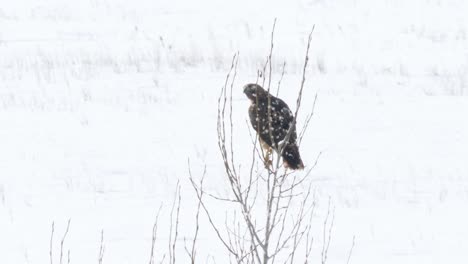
1,0,468,263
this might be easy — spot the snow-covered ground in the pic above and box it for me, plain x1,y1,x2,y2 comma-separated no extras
1,0,468,263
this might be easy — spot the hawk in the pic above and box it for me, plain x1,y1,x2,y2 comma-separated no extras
243,83,304,170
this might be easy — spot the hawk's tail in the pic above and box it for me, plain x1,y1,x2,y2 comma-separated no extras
282,143,304,170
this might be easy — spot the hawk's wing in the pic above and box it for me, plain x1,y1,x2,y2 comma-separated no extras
249,96,296,148
271,98,296,144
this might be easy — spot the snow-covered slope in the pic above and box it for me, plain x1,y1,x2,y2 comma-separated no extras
1,0,467,263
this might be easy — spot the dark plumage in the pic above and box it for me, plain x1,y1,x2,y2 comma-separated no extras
243,83,304,170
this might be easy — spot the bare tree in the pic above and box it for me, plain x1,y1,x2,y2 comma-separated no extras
189,21,324,263
43,21,351,264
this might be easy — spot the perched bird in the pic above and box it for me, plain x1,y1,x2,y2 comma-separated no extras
243,83,304,170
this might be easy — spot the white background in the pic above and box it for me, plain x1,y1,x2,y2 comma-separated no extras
1,0,467,263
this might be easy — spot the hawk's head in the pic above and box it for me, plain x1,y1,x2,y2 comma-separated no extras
243,83,267,102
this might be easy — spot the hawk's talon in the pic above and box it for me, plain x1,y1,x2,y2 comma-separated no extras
263,148,273,169
263,158,272,169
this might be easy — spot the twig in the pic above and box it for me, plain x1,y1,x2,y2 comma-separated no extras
60,219,71,264
185,165,206,263
98,229,105,264
298,92,318,146
281,25,316,155
159,254,166,264
321,198,335,264
346,236,356,264
149,205,162,264
168,182,181,264
188,172,239,259
276,61,286,97
50,222,54,264
267,18,277,93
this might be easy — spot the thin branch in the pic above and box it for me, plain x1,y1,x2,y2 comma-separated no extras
168,181,181,264
60,219,71,264
149,205,163,264
321,198,335,264
304,200,316,263
50,221,54,264
159,254,166,264
346,236,356,264
298,92,318,146
267,18,277,93
188,167,240,259
187,166,206,263
276,61,286,97
280,25,315,155
173,185,182,264
98,229,105,264
229,52,240,180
